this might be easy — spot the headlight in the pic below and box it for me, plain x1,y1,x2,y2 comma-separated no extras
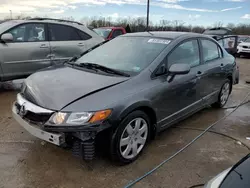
49,109,112,126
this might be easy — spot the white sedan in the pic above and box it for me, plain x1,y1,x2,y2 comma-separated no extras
237,37,250,57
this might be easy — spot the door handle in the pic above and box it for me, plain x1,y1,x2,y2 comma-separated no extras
78,43,84,47
40,44,49,48
220,63,224,67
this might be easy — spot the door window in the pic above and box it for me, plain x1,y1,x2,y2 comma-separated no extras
49,24,81,41
168,40,200,68
219,37,236,48
111,29,123,38
201,39,220,62
7,23,45,42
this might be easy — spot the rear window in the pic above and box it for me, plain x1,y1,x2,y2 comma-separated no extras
76,37,171,74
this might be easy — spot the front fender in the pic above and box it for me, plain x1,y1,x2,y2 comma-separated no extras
109,100,156,127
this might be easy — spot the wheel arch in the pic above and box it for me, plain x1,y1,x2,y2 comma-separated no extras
117,101,157,139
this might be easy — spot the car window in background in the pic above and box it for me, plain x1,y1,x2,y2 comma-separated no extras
93,28,112,38
49,24,81,41
77,37,171,73
7,23,45,42
168,40,200,68
112,30,123,38
220,155,250,188
201,39,220,62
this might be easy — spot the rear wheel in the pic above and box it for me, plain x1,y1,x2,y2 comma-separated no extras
110,111,150,164
212,79,231,108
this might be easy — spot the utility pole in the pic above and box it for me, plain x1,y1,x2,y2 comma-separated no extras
9,10,12,20
146,0,150,30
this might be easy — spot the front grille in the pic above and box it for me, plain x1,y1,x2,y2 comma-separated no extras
16,101,52,124
242,46,250,49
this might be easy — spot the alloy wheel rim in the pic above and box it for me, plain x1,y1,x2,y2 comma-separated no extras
220,82,230,105
119,117,148,159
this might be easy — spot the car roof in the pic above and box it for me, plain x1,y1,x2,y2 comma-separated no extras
122,31,205,39
0,19,103,39
3,19,84,28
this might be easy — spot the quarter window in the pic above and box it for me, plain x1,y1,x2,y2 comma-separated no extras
77,30,92,40
201,39,220,62
168,40,200,68
49,24,81,41
7,23,45,42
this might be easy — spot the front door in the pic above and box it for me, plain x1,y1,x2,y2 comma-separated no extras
154,39,203,129
0,23,51,80
217,36,238,56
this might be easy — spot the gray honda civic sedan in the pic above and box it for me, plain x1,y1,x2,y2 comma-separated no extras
12,32,239,164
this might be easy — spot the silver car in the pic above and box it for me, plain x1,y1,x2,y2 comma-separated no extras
0,18,104,81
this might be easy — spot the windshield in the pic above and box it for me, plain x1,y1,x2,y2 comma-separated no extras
220,155,250,188
0,21,16,33
245,38,250,43
238,37,248,42
76,36,171,74
93,28,112,39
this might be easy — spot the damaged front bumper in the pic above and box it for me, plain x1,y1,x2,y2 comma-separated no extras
12,105,65,146
12,94,112,161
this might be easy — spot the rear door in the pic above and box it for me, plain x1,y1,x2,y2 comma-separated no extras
0,23,51,80
217,36,238,56
48,23,95,64
198,38,226,104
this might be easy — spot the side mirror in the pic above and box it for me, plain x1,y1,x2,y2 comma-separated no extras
155,64,167,76
1,33,13,43
169,63,190,75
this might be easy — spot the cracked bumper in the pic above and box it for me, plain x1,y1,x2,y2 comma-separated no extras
12,105,65,146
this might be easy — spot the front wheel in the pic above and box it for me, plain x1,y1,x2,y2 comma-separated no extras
110,111,150,164
212,80,231,108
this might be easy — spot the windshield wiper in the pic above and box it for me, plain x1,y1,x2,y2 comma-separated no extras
78,63,130,77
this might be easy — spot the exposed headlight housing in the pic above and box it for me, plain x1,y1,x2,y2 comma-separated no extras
49,109,112,126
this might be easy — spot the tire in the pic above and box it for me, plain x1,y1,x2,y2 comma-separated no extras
235,53,240,58
212,79,231,108
110,110,151,164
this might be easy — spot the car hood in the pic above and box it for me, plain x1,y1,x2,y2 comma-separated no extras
23,66,130,110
